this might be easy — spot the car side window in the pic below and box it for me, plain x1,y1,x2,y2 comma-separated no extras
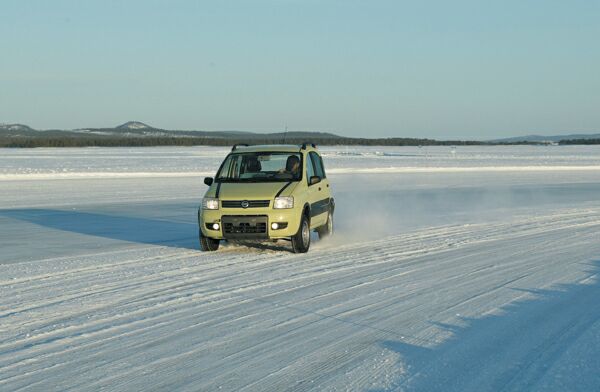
319,155,326,178
306,153,315,184
310,152,325,179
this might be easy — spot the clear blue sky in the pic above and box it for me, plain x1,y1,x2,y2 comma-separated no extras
1,0,599,139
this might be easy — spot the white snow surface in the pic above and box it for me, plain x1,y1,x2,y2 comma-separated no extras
3,145,600,177
1,146,600,391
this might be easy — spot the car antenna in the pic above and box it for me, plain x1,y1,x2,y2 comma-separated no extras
282,124,288,144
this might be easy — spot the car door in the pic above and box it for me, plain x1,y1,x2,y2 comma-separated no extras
306,151,329,227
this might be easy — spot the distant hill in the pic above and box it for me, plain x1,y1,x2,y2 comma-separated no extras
0,121,355,147
3,121,600,147
492,133,600,143
115,121,155,130
0,123,35,133
1,122,344,140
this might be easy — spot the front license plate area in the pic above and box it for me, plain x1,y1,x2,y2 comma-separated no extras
222,215,268,238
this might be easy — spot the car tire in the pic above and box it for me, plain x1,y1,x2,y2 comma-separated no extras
291,213,310,253
199,230,220,251
317,211,334,239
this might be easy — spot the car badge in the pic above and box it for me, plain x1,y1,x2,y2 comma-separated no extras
241,200,250,208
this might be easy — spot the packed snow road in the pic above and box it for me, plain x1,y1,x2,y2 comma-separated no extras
1,146,600,391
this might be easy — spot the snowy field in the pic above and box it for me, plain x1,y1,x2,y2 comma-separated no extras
1,145,600,391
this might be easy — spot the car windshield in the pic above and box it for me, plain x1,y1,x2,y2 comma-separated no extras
216,152,302,182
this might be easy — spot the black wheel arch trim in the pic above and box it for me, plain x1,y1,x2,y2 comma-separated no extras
303,203,311,218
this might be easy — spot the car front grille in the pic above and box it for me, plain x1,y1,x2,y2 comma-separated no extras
221,200,270,208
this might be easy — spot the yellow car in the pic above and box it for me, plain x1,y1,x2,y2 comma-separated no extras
198,143,334,253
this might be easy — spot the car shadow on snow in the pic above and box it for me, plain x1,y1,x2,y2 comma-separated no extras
369,260,600,392
0,208,200,250
0,207,301,253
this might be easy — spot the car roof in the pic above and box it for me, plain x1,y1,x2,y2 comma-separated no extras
231,144,318,153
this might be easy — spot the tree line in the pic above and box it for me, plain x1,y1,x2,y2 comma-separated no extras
0,136,483,148
1,135,597,148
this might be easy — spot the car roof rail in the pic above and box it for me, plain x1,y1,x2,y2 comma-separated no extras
231,143,249,151
300,141,316,150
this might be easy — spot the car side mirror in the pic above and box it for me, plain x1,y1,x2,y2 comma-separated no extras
309,176,321,186
204,177,214,186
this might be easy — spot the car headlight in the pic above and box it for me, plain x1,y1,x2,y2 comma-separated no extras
202,198,219,210
273,196,294,209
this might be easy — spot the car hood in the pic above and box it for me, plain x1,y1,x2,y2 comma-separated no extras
209,181,297,200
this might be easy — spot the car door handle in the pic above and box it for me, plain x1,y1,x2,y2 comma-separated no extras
318,187,322,191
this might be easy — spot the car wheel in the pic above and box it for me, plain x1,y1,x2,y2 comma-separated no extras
199,230,220,251
291,213,310,253
317,211,333,239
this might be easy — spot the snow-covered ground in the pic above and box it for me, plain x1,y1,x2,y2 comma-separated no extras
1,146,599,391
3,145,600,178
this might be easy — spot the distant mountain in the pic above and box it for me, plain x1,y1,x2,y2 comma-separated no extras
0,123,35,132
6,121,598,148
115,121,155,130
0,122,348,146
492,133,600,143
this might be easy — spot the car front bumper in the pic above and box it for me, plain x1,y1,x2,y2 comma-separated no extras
199,207,300,240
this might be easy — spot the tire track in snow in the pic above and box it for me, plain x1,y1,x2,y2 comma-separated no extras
2,208,600,391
